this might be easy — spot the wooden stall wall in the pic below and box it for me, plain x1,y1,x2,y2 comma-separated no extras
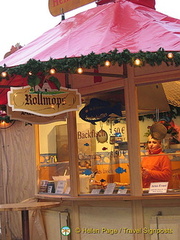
0,121,36,240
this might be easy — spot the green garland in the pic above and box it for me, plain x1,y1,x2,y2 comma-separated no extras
0,48,180,88
139,105,180,122
0,115,12,123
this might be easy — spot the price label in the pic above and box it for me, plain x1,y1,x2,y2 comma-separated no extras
149,182,168,194
91,189,101,194
55,180,66,194
104,183,116,194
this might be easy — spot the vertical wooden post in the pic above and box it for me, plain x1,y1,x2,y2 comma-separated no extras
124,65,144,240
132,201,144,240
124,65,142,196
34,124,40,194
71,203,81,240
67,111,81,239
67,111,79,197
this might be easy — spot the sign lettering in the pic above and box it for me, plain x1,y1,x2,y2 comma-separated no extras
149,182,168,194
8,86,81,117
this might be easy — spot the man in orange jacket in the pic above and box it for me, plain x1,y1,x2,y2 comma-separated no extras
142,135,172,188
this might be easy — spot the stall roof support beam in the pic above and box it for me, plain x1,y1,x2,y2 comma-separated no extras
124,65,142,196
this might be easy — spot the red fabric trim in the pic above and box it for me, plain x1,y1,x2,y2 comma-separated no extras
128,0,155,9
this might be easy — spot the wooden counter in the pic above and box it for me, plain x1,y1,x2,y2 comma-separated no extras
0,201,61,211
35,193,180,202
0,201,61,240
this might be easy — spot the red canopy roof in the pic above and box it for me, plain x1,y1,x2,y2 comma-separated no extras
0,0,179,67
0,0,180,105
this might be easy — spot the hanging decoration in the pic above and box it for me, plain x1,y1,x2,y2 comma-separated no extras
79,98,122,124
0,48,179,88
150,122,167,140
0,109,15,129
96,129,108,143
96,122,108,143
159,119,180,144
139,105,180,122
8,85,82,117
144,117,180,144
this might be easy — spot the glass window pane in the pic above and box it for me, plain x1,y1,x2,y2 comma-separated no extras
78,90,130,195
138,82,180,194
38,120,70,194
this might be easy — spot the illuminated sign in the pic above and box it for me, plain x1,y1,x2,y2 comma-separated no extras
48,0,95,16
8,86,81,117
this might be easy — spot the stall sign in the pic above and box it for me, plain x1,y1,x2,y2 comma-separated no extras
7,106,67,124
48,0,95,16
149,182,168,194
79,98,122,125
7,86,81,117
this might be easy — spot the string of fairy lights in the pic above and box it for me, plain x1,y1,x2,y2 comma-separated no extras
0,48,179,124
0,48,179,88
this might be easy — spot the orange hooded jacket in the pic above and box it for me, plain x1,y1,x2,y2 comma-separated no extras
142,152,172,188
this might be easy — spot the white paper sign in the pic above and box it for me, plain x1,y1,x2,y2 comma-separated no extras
55,180,67,194
149,182,168,194
104,183,116,194
91,189,101,194
47,186,53,193
117,188,127,194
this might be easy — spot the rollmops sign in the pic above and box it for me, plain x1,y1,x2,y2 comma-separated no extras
7,86,81,117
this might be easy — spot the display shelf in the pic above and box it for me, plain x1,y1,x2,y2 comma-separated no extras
35,193,180,202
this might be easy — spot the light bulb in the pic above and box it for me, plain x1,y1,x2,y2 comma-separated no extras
0,121,5,125
50,68,56,74
1,71,7,78
134,58,142,66
167,52,174,59
104,60,111,67
77,67,83,74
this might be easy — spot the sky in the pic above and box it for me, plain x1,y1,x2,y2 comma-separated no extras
0,0,179,61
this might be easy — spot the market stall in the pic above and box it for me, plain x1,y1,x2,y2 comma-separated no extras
0,1,180,240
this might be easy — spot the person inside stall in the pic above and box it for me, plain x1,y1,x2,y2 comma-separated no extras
141,135,172,188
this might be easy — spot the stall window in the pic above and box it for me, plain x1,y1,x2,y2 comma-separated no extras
38,90,131,195
38,119,70,194
138,82,180,194
77,91,130,195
